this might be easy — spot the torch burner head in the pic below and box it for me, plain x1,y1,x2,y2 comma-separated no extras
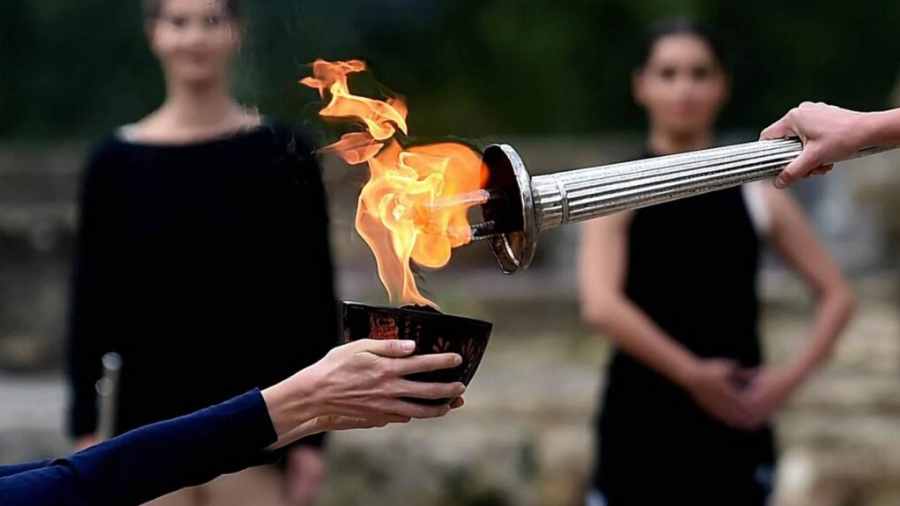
480,144,538,273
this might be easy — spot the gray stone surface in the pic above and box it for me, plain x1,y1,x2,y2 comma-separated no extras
0,372,68,464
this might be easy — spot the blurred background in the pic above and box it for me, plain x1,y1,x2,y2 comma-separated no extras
1,1,899,505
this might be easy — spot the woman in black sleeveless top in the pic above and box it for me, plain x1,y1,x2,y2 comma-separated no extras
579,20,856,505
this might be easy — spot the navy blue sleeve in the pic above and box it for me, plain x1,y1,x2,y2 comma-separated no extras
0,461,79,506
0,462,50,478
0,390,278,506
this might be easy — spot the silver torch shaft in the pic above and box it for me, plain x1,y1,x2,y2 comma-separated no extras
480,138,898,273
96,352,123,441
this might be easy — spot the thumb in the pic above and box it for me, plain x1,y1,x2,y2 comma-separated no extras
775,147,820,188
353,338,417,358
760,114,794,140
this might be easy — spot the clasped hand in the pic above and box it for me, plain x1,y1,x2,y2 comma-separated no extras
683,359,802,430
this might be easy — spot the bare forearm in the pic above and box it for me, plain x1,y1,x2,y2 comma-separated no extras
864,108,900,148
790,287,856,381
585,296,698,387
261,370,321,450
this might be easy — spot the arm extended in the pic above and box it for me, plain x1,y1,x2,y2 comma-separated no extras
1,339,465,506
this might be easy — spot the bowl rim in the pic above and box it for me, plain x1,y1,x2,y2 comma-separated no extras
340,300,493,332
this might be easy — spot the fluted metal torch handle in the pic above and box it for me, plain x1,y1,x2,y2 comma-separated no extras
530,138,894,232
482,138,898,274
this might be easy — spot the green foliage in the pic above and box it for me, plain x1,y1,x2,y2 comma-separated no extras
2,0,899,140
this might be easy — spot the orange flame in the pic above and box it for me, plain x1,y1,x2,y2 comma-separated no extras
301,59,487,307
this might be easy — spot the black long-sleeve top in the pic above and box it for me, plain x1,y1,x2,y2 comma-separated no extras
1,390,278,506
66,123,338,444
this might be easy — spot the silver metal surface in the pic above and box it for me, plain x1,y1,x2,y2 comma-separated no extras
485,139,898,273
96,352,122,441
483,144,539,273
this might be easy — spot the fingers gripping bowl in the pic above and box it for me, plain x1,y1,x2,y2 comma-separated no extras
340,302,492,405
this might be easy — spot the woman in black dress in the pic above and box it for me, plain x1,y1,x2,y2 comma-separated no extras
579,20,857,505
66,1,335,504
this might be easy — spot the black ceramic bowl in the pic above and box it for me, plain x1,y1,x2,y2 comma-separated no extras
340,301,492,404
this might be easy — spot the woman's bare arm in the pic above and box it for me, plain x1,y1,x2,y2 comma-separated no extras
764,187,857,380
740,187,856,426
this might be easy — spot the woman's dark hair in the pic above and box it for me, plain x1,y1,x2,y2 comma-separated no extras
636,18,728,71
142,0,242,20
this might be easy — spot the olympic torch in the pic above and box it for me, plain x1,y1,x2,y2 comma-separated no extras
463,139,898,273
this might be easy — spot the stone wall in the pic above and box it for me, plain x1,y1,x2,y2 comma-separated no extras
0,145,78,371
